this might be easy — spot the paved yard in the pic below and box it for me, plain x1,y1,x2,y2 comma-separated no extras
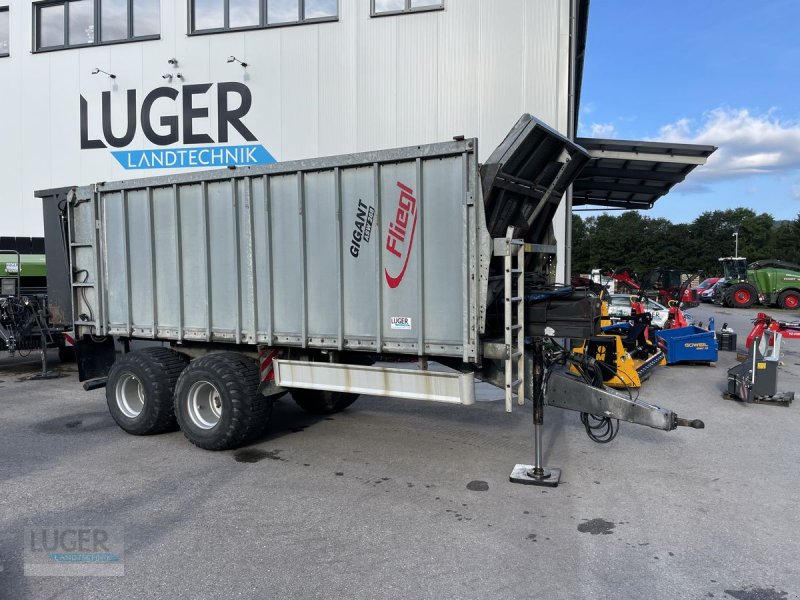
0,305,798,599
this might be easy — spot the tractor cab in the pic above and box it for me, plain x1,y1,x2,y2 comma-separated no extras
719,257,748,282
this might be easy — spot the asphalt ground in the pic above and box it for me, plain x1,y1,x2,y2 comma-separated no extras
0,304,798,600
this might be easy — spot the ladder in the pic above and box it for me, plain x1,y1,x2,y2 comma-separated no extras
502,227,525,412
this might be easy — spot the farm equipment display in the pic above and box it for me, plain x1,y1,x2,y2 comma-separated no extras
724,312,798,405
0,295,68,359
1,237,73,365
590,267,640,295
640,268,701,308
744,312,800,349
656,325,718,365
717,257,800,309
572,312,666,389
1,238,48,298
591,267,700,308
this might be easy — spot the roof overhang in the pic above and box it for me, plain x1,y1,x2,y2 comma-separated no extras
571,138,717,210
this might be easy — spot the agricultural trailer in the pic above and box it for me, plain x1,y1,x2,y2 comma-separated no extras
42,115,704,486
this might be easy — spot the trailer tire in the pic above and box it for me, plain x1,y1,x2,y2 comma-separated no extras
727,283,757,308
106,348,189,435
778,289,800,310
174,352,269,450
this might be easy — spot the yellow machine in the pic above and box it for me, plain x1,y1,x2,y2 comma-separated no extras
571,299,665,389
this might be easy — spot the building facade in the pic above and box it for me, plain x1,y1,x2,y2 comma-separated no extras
0,0,583,272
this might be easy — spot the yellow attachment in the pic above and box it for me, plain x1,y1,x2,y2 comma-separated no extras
570,334,664,389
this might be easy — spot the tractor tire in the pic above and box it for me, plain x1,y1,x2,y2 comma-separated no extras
290,389,359,415
778,289,800,310
728,283,757,308
174,352,271,450
720,289,731,307
106,347,189,435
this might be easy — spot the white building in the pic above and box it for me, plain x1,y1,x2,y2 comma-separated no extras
0,0,710,278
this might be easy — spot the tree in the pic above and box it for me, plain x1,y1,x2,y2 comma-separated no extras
571,214,592,274
568,208,793,278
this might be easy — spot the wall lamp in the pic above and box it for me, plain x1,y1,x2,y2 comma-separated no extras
227,56,249,67
91,68,116,79
161,73,183,81
167,58,178,66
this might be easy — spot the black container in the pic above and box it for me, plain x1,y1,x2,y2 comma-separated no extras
718,331,737,352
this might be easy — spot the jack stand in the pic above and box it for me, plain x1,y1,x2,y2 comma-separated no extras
510,341,561,487
28,328,60,380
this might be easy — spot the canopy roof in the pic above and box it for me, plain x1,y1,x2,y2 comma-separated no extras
572,138,717,210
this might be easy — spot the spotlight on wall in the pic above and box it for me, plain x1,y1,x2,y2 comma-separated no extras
161,73,173,81
91,68,116,79
167,58,178,66
227,56,249,68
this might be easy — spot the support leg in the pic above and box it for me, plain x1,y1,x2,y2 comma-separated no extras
29,327,60,380
510,340,561,487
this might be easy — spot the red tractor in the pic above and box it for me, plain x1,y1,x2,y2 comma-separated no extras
641,268,701,308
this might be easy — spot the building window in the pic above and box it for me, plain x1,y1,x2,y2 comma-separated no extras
190,0,337,34
0,7,9,57
34,0,160,51
371,0,442,16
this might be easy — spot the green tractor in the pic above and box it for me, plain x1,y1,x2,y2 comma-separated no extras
717,257,800,309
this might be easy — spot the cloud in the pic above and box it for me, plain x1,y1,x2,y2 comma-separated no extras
654,108,800,181
793,183,800,199
586,122,617,138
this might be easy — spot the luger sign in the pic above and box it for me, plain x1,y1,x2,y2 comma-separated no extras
80,81,276,169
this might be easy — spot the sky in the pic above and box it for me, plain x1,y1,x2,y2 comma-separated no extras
579,0,800,224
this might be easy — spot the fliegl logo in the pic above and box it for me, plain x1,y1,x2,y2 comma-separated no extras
80,82,275,169
384,182,417,289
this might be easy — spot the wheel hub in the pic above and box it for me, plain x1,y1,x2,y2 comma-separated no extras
187,381,223,430
115,373,145,418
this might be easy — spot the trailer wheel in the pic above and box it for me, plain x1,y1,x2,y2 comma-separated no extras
106,348,189,435
728,283,757,308
290,389,359,415
778,289,800,310
174,353,270,450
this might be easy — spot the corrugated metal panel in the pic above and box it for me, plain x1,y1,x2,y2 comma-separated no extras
318,0,359,156
19,45,52,234
49,51,82,189
436,0,480,144
395,11,438,147
522,0,561,129
357,10,397,151
478,0,525,155
244,32,284,161
77,46,117,198
71,140,482,359
281,26,319,160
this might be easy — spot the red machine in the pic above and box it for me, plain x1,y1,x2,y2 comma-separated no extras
745,313,800,349
664,300,689,330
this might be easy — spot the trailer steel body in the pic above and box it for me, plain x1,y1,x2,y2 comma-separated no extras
43,115,704,483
